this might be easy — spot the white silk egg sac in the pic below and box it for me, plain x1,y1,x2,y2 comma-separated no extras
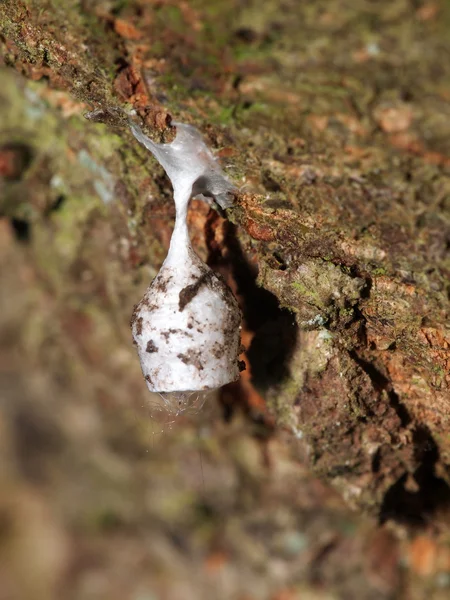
129,120,242,413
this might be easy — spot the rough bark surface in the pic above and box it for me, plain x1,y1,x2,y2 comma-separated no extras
1,1,449,599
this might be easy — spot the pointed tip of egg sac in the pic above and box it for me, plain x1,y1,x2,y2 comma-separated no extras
130,119,236,210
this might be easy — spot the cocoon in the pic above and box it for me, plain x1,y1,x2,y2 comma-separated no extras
130,120,242,408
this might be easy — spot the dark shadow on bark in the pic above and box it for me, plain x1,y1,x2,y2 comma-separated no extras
205,215,298,417
10,217,31,243
0,142,34,181
379,425,450,527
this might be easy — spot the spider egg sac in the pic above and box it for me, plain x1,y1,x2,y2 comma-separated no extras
129,120,242,398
